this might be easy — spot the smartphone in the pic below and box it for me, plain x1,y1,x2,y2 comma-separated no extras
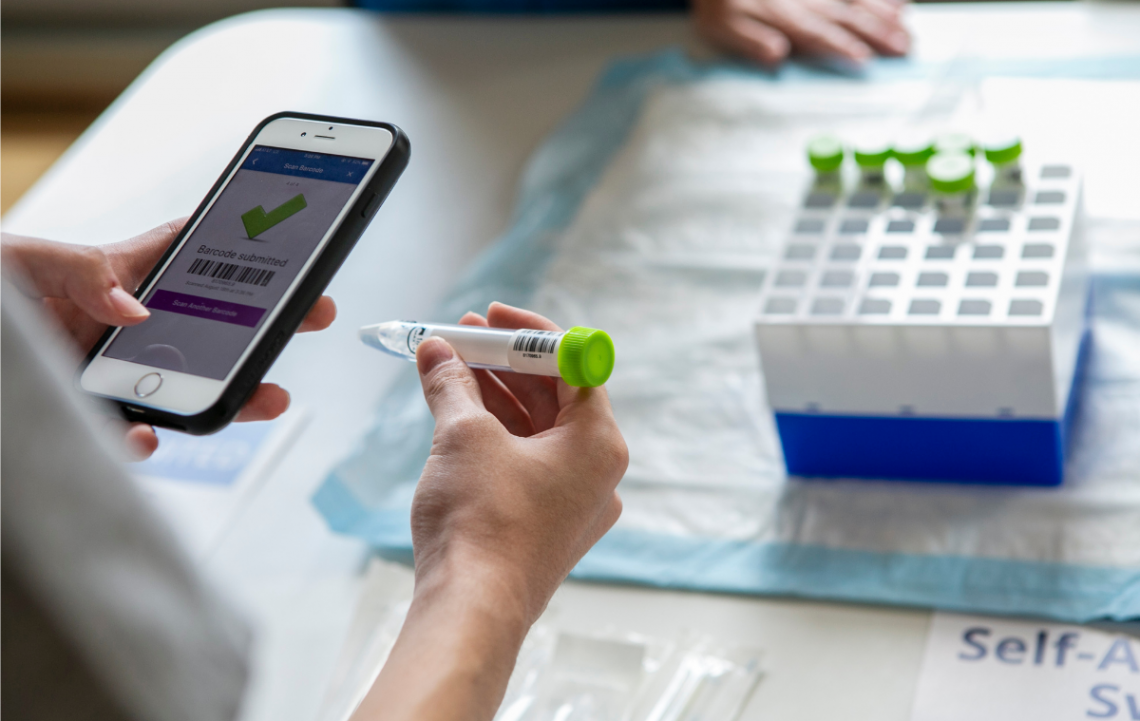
79,112,409,434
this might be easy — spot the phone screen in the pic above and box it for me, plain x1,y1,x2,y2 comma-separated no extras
104,145,373,380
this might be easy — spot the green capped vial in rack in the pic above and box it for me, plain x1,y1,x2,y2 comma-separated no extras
853,140,891,184
892,133,935,188
926,151,975,212
982,134,1023,183
807,134,844,178
934,132,976,158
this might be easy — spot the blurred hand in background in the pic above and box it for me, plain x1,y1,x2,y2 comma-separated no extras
693,0,911,67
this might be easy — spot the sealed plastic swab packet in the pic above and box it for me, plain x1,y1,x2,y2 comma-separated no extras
497,629,764,721
360,321,615,387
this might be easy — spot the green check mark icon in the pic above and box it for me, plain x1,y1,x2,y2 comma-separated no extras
241,193,307,239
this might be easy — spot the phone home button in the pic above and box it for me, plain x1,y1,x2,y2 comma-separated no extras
134,373,163,398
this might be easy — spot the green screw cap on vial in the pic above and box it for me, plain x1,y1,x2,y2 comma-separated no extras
557,327,615,387
926,152,976,194
982,135,1022,165
853,142,891,168
934,132,976,157
807,135,844,172
892,137,935,166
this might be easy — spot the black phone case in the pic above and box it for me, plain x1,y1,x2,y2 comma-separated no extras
80,112,410,435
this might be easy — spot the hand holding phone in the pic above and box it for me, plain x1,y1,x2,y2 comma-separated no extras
78,113,409,434
2,222,337,457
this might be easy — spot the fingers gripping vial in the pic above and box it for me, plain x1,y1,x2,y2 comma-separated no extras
360,321,615,387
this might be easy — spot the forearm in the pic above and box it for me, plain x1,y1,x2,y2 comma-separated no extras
352,553,532,721
355,303,627,720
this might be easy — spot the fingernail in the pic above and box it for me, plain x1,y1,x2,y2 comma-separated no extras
416,337,454,373
889,31,909,52
109,287,149,319
768,36,791,61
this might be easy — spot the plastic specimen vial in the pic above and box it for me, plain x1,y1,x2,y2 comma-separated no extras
853,140,891,185
927,151,975,212
934,132,976,157
982,134,1023,183
807,134,844,183
360,321,615,387
892,134,935,188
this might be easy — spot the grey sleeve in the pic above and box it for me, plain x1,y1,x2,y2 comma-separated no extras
1,279,252,721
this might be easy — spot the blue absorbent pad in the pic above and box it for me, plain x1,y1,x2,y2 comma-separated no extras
316,50,1140,622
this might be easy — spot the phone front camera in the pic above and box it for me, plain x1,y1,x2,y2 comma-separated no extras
301,132,307,137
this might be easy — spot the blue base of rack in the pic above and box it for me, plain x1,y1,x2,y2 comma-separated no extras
774,331,1090,486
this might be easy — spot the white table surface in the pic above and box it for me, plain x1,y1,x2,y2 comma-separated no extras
5,4,1139,720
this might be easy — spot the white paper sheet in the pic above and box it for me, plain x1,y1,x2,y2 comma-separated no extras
911,612,1140,721
132,408,309,559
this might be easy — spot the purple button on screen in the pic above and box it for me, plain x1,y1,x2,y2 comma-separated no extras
147,289,266,328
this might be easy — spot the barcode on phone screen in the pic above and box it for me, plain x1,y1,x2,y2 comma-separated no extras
187,258,275,287
512,330,559,355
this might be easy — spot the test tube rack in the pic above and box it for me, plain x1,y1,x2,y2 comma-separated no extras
754,161,1087,485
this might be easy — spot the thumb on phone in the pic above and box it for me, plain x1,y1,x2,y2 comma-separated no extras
2,237,151,327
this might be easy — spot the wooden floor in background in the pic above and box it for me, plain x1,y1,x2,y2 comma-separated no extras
2,111,101,216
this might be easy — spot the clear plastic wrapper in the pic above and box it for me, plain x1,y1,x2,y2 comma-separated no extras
497,629,763,721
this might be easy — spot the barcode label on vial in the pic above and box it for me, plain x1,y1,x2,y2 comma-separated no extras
507,329,562,376
512,330,559,355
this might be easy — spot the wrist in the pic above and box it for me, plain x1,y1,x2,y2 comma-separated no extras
354,548,534,721
412,541,537,635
